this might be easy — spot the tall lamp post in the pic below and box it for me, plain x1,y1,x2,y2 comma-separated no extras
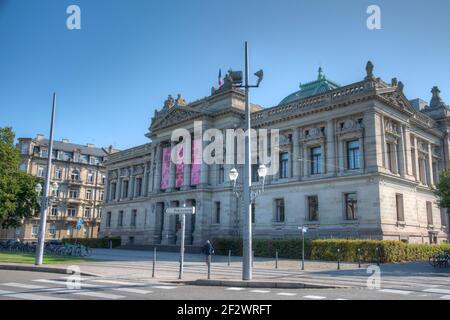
227,42,264,281
35,92,57,266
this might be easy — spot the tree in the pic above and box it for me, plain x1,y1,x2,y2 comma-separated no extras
0,127,40,228
434,168,450,214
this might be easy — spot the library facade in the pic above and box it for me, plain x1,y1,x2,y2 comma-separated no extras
100,62,450,246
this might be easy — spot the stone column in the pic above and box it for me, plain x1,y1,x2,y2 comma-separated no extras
200,140,209,187
104,171,110,202
162,202,176,245
413,136,420,181
292,128,300,178
326,120,335,175
403,126,413,177
142,162,148,196
359,136,365,171
428,143,434,186
167,141,176,192
380,115,387,168
303,144,309,177
153,144,162,192
337,140,344,173
397,126,406,177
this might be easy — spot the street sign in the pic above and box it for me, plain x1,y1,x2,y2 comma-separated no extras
76,218,84,230
165,207,195,215
298,226,308,233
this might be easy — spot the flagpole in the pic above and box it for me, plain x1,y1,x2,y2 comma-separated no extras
35,92,56,265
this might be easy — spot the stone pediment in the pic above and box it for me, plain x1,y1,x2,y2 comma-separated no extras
150,106,208,132
378,90,416,115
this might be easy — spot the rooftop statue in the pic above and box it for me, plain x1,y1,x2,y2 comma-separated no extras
365,60,374,79
175,94,187,106
163,94,175,109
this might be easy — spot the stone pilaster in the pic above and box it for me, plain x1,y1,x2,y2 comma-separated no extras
292,128,300,178
326,120,336,175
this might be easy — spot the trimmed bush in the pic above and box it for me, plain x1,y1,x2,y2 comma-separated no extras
62,237,121,248
212,237,450,263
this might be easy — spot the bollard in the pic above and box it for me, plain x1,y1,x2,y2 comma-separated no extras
228,250,231,266
337,248,341,270
275,250,278,269
358,248,361,268
376,246,381,266
152,247,156,278
207,255,211,279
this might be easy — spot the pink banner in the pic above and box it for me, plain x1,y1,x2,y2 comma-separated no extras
160,147,170,190
190,139,201,185
175,145,184,188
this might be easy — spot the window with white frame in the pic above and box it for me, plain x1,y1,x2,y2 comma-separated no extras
86,189,92,200
37,166,45,178
54,167,62,180
32,224,39,237
67,207,76,217
84,207,92,218
49,224,57,236
87,172,94,184
71,170,79,181
51,205,58,216
69,190,78,199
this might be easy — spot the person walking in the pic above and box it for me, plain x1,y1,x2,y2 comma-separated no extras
203,240,214,266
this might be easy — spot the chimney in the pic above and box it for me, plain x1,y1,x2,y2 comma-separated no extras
62,139,69,143
86,143,95,148
36,134,45,140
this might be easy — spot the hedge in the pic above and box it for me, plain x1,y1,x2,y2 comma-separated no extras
212,237,450,263
62,237,121,248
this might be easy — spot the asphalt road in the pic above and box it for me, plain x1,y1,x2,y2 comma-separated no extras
0,270,449,300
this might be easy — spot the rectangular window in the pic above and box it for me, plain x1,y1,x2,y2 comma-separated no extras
87,172,94,184
49,224,56,236
123,181,129,198
218,165,225,184
100,191,104,201
69,190,78,199
345,193,357,220
118,211,124,227
347,140,360,170
86,190,92,200
67,207,76,217
106,212,112,227
426,201,433,225
51,206,58,216
310,146,322,175
214,202,221,224
32,224,39,237
41,148,48,158
54,167,62,180
279,153,289,178
135,178,142,197
307,196,319,221
71,170,79,181
275,199,285,223
37,166,45,178
33,146,40,156
251,164,260,182
386,143,392,171
84,207,91,218
396,194,405,222
21,143,29,155
111,182,117,200
131,209,137,227
66,226,73,237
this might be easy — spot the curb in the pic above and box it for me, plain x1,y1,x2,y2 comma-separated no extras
0,264,100,277
180,279,349,289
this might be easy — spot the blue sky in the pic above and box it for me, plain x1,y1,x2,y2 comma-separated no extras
1,0,449,150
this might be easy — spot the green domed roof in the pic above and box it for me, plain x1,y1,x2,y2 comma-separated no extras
279,67,340,105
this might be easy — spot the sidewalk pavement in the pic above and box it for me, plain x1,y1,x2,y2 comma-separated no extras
1,248,449,289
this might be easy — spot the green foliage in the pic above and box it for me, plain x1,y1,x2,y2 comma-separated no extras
63,237,122,248
434,168,450,213
0,127,40,228
213,237,450,263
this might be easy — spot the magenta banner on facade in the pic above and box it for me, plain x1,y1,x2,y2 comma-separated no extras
190,139,201,185
175,145,184,188
160,147,170,190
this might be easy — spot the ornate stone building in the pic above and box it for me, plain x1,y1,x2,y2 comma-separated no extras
100,62,450,246
0,135,117,241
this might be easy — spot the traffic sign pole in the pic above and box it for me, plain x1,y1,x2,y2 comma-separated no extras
179,213,185,279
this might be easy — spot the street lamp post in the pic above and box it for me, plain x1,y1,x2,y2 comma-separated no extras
228,42,264,281
298,226,308,270
229,164,267,280
35,92,57,266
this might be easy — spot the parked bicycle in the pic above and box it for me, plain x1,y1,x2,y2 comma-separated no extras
429,250,450,268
